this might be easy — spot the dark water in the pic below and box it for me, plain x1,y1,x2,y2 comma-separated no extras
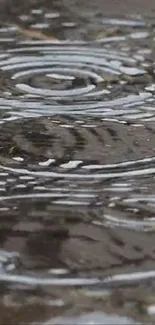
0,1,155,324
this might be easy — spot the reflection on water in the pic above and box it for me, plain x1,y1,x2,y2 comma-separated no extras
0,3,155,324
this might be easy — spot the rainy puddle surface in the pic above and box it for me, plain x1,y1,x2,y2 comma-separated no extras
1,2,155,324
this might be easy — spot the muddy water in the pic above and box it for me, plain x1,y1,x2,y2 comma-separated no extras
0,0,155,324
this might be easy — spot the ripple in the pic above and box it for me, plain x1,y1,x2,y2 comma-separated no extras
48,312,138,325
0,16,155,320
0,274,100,286
0,115,154,234
102,18,146,27
0,116,153,210
0,116,154,179
101,192,155,231
0,41,154,121
0,8,155,325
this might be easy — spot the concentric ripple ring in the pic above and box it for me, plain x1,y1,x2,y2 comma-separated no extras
0,116,154,180
0,43,153,120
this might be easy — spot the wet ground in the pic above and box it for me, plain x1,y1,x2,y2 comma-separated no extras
1,0,155,324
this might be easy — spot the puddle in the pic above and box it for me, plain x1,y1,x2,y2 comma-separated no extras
0,0,155,324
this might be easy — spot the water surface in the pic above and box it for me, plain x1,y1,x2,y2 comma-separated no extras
0,1,155,324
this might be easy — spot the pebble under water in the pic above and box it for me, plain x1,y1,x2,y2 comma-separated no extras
0,2,155,324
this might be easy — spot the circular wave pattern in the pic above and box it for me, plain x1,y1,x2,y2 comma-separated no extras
0,19,155,306
0,116,154,176
0,43,154,121
0,21,155,286
0,116,154,231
